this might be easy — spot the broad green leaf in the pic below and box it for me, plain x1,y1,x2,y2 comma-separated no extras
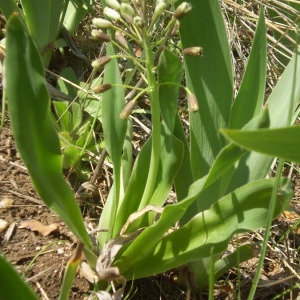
268,48,300,128
0,255,38,300
158,48,183,132
116,178,292,280
112,122,184,236
21,0,65,50
0,0,19,20
230,8,267,129
6,13,91,248
173,114,194,217
57,67,79,98
191,105,270,213
100,40,127,238
179,0,233,179
53,101,82,133
116,108,272,267
221,126,300,164
63,0,92,33
225,48,300,193
121,119,133,192
102,42,127,186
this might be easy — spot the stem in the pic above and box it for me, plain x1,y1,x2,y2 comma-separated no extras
139,28,161,207
0,88,6,134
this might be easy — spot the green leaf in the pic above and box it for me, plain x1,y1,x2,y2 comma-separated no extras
214,245,254,281
116,107,272,271
179,0,233,179
116,178,292,280
63,0,94,33
112,122,184,236
0,0,19,20
267,48,300,128
6,13,91,248
0,255,38,300
225,48,300,193
173,113,194,205
20,0,65,50
98,41,127,242
158,48,183,132
221,126,300,164
191,244,256,290
59,243,84,300
121,119,133,191
230,8,267,129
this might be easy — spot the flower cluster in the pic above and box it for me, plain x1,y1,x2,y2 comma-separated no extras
90,0,202,116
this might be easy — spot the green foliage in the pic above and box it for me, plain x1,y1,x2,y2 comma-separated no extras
1,0,300,298
5,12,92,249
0,255,39,300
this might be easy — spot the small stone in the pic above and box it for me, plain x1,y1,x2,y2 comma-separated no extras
57,248,64,255
0,197,13,208
0,219,8,233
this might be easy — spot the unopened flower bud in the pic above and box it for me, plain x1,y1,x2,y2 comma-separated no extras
92,18,113,29
91,29,111,42
188,94,199,112
183,47,203,57
106,0,120,11
91,56,112,69
104,7,121,21
173,2,192,20
120,100,135,119
133,16,144,28
93,83,112,94
121,11,133,23
115,30,128,49
153,2,167,20
120,3,135,16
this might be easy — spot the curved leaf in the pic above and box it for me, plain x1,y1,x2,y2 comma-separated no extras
0,255,38,300
230,8,267,129
221,126,300,164
20,0,64,50
117,178,292,280
6,13,91,247
158,47,183,132
179,0,233,179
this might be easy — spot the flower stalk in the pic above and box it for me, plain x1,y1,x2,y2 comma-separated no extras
138,26,162,207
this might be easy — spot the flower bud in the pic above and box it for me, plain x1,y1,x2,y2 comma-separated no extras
120,3,135,16
104,6,121,21
173,2,192,20
153,2,167,20
183,47,203,56
121,11,133,23
91,29,111,42
133,16,144,28
105,0,120,11
120,100,135,119
93,83,112,94
92,18,113,29
91,56,112,69
115,30,128,49
188,94,199,112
